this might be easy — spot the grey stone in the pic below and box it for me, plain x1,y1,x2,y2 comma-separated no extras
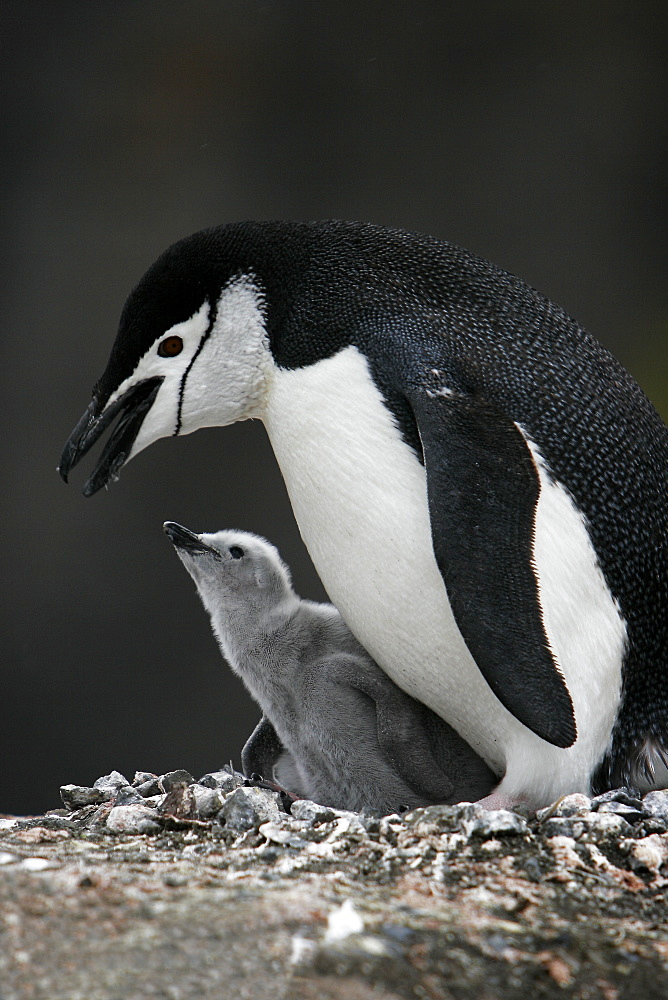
581,811,633,837
460,809,528,839
540,810,633,840
140,794,166,809
403,803,464,829
620,834,668,874
325,811,368,840
191,784,225,818
290,799,337,824
134,777,163,798
105,804,162,835
198,768,243,793
596,801,644,823
642,790,668,824
359,813,381,834
159,784,197,820
59,784,108,810
112,786,145,806
36,814,79,831
378,815,406,845
132,771,158,786
536,793,592,820
258,821,309,850
160,769,195,791
217,786,283,833
93,771,130,793
540,816,587,839
592,788,643,809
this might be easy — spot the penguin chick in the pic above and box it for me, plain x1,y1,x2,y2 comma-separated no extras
164,521,496,813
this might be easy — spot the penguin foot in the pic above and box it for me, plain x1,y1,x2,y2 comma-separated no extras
243,773,300,810
475,791,529,812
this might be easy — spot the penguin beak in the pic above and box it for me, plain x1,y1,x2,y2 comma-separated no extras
58,377,163,496
163,522,217,556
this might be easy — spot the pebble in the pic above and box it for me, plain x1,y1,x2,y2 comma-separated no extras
460,809,528,839
377,814,405,846
0,818,21,831
620,833,668,874
140,794,167,809
592,788,643,809
290,934,318,966
581,812,634,837
106,804,162,835
404,802,477,836
93,771,130,793
132,771,158,786
217,786,283,833
536,793,592,821
112,786,145,806
596,801,645,823
159,783,197,820
60,784,108,809
547,835,584,870
290,799,337,824
191,784,225,818
325,900,364,942
642,790,668,823
160,770,195,791
259,821,309,850
21,857,55,872
540,811,634,840
13,827,70,844
134,777,163,798
540,817,588,839
198,768,244,794
325,811,368,840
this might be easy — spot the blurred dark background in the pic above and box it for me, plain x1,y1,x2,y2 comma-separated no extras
2,1,666,815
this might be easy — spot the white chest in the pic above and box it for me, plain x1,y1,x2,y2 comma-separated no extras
263,346,509,765
261,345,626,805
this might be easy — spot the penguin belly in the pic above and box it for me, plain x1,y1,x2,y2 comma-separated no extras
263,345,627,807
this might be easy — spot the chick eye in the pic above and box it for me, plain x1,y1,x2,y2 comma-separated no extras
229,546,244,560
158,335,184,358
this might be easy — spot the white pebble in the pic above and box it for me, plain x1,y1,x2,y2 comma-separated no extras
21,857,53,871
325,899,364,942
290,934,317,965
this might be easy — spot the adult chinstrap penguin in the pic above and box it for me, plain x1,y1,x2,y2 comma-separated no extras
164,522,496,813
59,220,668,808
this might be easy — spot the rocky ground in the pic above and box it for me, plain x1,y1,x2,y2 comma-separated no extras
1,768,668,999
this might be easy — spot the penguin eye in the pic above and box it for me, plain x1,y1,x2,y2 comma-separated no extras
229,546,244,560
158,335,184,358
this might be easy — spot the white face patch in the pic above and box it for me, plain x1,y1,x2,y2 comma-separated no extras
99,276,272,465
101,300,211,461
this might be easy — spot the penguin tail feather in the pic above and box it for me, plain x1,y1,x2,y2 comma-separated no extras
593,732,668,795
631,737,668,789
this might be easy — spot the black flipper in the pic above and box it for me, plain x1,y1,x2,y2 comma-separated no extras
410,388,577,748
241,715,285,779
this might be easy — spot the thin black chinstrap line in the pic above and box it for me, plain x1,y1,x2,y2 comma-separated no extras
174,300,218,436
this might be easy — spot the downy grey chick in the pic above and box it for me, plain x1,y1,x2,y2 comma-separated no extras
164,522,496,813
